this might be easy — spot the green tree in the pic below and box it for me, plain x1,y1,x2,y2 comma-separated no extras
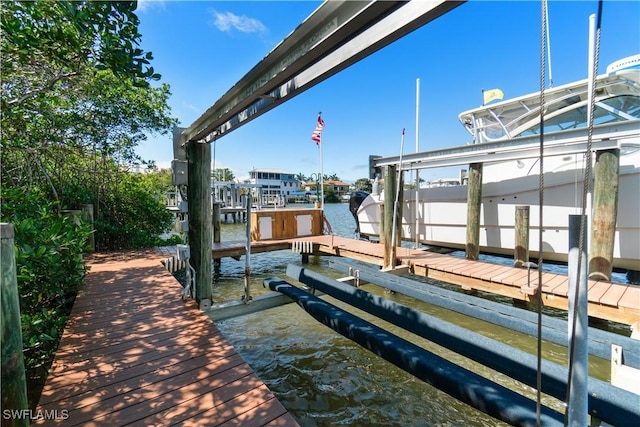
1,188,92,406
324,187,340,203
354,178,373,193
1,0,177,247
2,1,159,114
0,1,176,405
93,169,175,250
212,168,235,182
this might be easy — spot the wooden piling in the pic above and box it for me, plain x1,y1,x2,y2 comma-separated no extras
213,202,222,269
465,162,483,260
186,140,212,303
589,148,620,281
382,165,396,269
81,204,95,253
514,206,530,267
1,223,29,427
396,171,404,249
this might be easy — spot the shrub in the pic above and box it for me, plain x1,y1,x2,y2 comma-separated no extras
1,187,91,405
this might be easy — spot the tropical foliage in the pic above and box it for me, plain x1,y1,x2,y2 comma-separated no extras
354,178,373,193
212,168,235,182
1,190,91,394
1,0,176,405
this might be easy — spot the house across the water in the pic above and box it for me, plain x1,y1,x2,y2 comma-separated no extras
245,168,301,206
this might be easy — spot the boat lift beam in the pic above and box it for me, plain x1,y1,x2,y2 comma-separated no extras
372,120,640,171
284,264,640,427
265,277,564,427
180,0,464,144
328,259,640,369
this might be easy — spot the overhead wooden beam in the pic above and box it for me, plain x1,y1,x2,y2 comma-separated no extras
181,0,463,144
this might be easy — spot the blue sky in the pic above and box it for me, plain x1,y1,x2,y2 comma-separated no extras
134,0,639,183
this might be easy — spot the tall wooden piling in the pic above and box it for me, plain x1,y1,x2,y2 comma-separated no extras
1,223,29,427
589,148,620,281
514,206,530,267
212,202,222,270
186,141,213,303
81,204,95,253
396,171,404,249
465,163,483,260
382,165,397,269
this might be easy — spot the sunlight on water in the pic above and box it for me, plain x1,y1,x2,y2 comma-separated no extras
197,203,615,425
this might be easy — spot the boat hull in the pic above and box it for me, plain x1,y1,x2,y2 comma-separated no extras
356,162,640,272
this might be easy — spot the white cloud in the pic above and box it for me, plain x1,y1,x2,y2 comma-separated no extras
209,10,268,34
136,0,165,13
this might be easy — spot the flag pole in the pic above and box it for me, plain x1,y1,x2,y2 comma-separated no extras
311,112,325,210
320,143,324,210
319,112,324,210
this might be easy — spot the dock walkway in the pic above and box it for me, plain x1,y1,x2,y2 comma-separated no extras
190,235,638,326
36,250,297,426
305,235,640,327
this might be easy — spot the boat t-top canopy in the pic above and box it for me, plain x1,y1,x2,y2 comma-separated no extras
459,58,640,143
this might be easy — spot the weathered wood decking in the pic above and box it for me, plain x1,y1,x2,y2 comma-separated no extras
192,235,639,326
36,250,297,426
305,235,640,327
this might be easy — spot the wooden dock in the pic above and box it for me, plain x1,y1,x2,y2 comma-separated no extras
36,250,298,426
304,235,640,327
191,235,639,326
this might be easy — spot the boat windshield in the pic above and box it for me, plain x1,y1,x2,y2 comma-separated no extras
518,95,640,136
459,71,640,142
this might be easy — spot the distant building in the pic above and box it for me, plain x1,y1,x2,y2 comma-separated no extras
325,179,351,197
245,168,300,205
304,179,351,198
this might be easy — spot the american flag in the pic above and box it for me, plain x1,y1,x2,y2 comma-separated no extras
311,114,325,145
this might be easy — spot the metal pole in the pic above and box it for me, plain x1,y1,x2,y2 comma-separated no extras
415,78,420,249
567,214,588,426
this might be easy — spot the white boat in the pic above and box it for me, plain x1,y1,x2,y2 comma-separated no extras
350,55,640,277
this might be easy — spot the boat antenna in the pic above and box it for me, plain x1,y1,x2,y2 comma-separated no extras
545,0,554,87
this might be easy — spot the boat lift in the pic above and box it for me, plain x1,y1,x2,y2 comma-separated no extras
264,263,640,427
371,120,639,171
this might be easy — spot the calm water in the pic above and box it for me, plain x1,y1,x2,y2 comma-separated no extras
201,203,615,426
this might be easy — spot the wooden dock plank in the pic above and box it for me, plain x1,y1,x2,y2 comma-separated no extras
539,274,568,294
619,285,640,309
460,263,505,279
68,367,259,426
439,259,479,274
300,235,638,326
586,280,612,303
36,250,298,426
512,269,542,287
599,283,628,307
169,234,637,326
177,385,291,427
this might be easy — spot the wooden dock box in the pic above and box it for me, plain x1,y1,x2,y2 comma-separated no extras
251,208,323,241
